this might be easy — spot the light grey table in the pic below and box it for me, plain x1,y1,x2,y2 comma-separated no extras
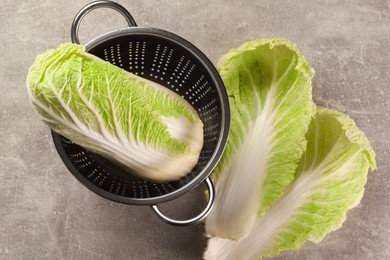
1,0,389,259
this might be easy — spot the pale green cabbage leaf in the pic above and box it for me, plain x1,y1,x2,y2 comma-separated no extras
204,107,376,259
27,43,203,182
205,39,315,239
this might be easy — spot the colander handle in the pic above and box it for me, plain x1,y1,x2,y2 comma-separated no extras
71,0,137,44
151,177,215,226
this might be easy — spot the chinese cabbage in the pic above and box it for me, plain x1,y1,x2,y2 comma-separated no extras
205,39,315,239
26,43,203,182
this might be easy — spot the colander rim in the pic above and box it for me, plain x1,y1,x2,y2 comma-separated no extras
52,26,230,205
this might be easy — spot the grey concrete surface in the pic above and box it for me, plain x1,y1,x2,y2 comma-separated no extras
1,0,389,259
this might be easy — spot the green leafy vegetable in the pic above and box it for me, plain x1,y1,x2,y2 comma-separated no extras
205,39,315,239
204,107,376,259
27,43,203,182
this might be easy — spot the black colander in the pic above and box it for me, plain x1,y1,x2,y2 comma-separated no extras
51,0,230,226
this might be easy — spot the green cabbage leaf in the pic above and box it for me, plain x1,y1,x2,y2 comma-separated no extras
204,107,376,259
27,43,203,182
205,39,315,239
